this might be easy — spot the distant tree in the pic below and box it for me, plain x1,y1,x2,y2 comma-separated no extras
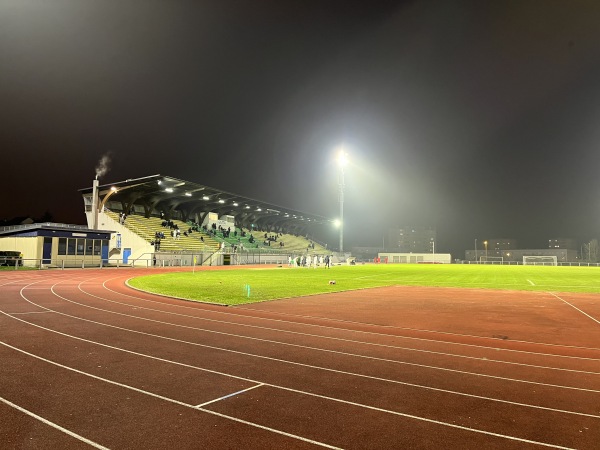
36,211,54,223
589,239,599,263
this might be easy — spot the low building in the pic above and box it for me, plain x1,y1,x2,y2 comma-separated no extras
0,223,113,268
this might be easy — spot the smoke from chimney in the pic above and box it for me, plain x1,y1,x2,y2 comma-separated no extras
95,153,112,179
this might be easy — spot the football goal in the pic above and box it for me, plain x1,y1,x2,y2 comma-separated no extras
522,255,558,266
479,256,503,264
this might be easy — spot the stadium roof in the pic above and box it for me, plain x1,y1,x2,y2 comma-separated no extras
79,174,333,234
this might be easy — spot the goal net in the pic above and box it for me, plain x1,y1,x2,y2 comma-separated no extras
522,255,557,266
479,256,503,264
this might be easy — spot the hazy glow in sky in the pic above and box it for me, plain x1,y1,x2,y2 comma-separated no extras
2,1,600,255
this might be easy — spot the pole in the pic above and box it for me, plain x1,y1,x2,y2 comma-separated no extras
474,239,478,262
339,164,344,253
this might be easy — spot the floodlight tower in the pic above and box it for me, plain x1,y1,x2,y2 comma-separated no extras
337,148,348,253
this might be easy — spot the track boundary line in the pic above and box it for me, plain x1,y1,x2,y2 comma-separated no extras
5,302,600,420
110,276,600,353
0,341,341,450
549,292,600,326
0,396,109,450
0,340,578,450
103,278,600,360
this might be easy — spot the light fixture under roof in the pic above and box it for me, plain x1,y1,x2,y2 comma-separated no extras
218,199,225,204
203,196,209,200
165,188,173,193
184,192,192,197
233,202,238,207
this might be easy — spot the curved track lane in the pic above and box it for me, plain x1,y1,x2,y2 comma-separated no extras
1,267,599,449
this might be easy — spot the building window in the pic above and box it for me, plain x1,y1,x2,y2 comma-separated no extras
93,240,101,256
76,239,85,256
58,238,67,255
67,239,76,255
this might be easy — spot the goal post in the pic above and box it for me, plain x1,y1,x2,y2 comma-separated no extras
479,256,503,264
522,255,557,266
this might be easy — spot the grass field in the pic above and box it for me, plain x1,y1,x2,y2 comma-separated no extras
127,263,600,305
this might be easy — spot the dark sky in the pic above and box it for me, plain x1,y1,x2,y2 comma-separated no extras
2,0,600,257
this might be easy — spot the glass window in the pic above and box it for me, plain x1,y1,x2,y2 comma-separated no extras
76,239,85,256
67,239,76,255
87,240,94,255
93,240,101,256
58,238,67,255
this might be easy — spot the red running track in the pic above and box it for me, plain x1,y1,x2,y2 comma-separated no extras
1,266,599,449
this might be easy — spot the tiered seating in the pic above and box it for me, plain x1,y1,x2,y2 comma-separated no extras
105,211,219,252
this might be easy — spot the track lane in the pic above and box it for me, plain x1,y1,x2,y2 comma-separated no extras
2,269,600,448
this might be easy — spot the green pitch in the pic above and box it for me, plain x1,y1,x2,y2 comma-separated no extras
127,264,600,306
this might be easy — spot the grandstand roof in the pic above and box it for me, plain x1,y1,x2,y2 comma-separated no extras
79,174,333,234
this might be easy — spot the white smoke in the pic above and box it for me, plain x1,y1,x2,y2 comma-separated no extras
95,153,112,179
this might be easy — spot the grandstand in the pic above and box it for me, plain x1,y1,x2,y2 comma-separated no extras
80,175,332,265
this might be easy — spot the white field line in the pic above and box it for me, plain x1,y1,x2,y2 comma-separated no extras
549,292,600,326
8,287,600,418
74,283,600,377
0,338,578,450
527,280,535,286
0,396,109,450
197,383,265,408
111,276,600,354
0,341,339,450
103,279,600,360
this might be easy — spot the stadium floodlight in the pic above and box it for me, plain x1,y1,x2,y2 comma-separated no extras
483,240,488,259
337,147,348,253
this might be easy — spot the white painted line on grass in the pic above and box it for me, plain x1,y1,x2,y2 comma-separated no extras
0,396,109,450
527,279,535,286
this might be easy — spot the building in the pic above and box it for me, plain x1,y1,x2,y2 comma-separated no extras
548,238,577,250
388,226,436,253
0,223,112,268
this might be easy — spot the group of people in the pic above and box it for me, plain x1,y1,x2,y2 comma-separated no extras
289,254,333,268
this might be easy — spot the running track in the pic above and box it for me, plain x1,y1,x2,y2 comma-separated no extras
1,267,599,449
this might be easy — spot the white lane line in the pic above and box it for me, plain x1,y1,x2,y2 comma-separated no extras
112,276,600,355
8,311,55,315
197,384,264,408
66,285,600,386
90,281,600,365
527,280,535,286
78,282,600,374
0,340,576,450
31,283,600,396
4,307,600,420
549,292,600,326
0,396,109,450
0,341,340,450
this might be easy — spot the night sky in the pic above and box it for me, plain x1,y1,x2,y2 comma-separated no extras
2,0,600,257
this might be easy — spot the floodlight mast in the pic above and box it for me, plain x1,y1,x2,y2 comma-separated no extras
337,148,348,253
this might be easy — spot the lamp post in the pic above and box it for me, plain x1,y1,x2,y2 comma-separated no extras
484,240,488,260
337,148,348,253
474,239,478,262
